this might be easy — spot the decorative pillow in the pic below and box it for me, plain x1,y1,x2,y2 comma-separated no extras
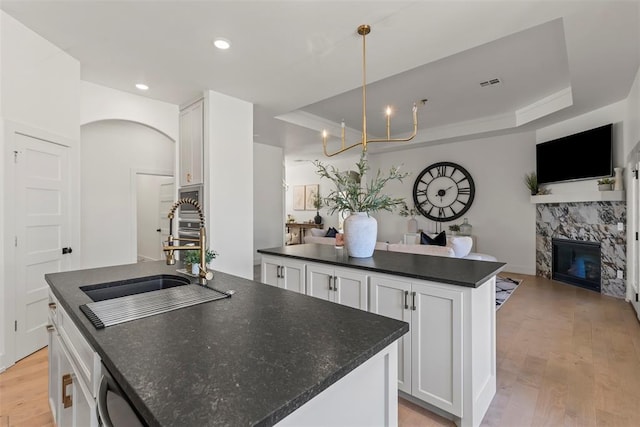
447,236,473,258
325,227,338,238
310,228,325,237
421,231,447,246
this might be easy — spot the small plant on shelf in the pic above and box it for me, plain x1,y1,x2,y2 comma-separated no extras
524,172,538,196
448,224,461,233
597,178,615,191
597,178,615,185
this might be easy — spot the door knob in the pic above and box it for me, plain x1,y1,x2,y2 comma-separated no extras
156,229,161,232
62,247,72,255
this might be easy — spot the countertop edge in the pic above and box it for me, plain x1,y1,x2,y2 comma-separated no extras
257,247,506,288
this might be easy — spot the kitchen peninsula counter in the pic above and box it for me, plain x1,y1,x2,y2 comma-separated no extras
45,261,408,426
258,244,505,288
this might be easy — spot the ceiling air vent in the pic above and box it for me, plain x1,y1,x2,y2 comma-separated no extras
480,78,502,87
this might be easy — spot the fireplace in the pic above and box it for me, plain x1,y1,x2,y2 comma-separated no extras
552,238,601,292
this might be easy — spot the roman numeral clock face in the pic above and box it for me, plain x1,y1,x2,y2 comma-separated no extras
412,162,475,222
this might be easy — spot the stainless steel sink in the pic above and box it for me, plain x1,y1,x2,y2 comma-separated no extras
80,275,190,302
79,275,232,329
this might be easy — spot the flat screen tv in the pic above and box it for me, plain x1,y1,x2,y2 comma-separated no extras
536,123,612,184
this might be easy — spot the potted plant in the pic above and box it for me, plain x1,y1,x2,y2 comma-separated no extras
448,224,461,235
399,202,418,233
597,178,615,191
314,152,408,257
524,172,538,196
183,248,218,275
312,191,323,225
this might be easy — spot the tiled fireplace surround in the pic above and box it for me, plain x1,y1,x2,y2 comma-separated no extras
536,201,626,298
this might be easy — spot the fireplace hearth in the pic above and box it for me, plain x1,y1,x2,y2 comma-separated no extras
552,238,601,292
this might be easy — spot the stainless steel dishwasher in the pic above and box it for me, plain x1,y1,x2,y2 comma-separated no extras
97,364,146,427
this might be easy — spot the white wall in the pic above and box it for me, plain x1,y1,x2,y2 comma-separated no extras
204,90,253,279
0,10,80,371
254,143,285,263
81,81,179,142
625,68,640,159
284,154,361,231
81,120,174,269
368,132,537,274
137,175,170,261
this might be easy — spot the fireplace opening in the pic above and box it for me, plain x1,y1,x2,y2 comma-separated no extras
552,238,601,292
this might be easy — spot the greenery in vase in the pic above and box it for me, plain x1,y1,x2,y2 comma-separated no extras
398,202,417,217
448,224,460,232
597,178,615,185
312,191,323,210
313,152,409,215
523,172,538,194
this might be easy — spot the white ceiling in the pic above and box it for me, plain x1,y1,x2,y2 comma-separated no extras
2,1,639,158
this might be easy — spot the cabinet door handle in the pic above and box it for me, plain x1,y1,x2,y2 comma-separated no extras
48,302,57,310
404,291,409,309
412,291,417,311
276,266,281,278
333,276,338,292
62,373,73,408
280,266,285,279
45,324,55,333
328,275,333,291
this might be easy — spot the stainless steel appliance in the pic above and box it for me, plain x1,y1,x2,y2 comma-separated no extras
177,184,204,220
97,364,145,427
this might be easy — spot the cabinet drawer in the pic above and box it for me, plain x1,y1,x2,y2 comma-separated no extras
52,293,101,398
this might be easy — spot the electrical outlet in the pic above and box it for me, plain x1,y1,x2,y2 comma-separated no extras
617,222,624,231
617,270,624,279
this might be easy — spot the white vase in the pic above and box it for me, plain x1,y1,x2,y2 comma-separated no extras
614,167,623,191
407,217,418,233
344,212,377,258
191,263,200,275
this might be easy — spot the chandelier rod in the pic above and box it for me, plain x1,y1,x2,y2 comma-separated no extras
322,24,421,157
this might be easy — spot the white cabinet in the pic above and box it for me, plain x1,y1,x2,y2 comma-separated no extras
369,276,412,394
179,99,204,186
370,274,463,417
306,263,368,310
47,292,100,427
261,255,306,294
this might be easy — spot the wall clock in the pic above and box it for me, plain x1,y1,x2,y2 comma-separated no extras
412,161,475,222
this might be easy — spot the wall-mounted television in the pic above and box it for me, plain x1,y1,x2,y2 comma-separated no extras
536,123,612,184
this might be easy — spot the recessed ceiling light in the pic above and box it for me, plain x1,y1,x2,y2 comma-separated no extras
135,83,149,91
213,38,231,50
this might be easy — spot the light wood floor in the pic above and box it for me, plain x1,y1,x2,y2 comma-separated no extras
2,273,639,426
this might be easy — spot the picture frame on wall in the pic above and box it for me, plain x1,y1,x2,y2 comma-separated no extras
293,185,305,211
305,184,319,211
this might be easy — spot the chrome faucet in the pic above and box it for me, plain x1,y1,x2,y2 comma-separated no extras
162,198,213,285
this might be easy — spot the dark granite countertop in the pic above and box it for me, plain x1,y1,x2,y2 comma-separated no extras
45,261,408,427
258,244,505,288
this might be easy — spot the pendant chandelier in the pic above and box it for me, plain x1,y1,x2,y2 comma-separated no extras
322,24,421,157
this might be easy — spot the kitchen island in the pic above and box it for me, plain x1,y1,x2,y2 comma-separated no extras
45,261,408,426
258,244,506,427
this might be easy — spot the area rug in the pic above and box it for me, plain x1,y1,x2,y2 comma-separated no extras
496,276,522,310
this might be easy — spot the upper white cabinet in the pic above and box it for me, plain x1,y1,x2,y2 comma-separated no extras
306,263,368,310
261,255,306,294
179,100,204,186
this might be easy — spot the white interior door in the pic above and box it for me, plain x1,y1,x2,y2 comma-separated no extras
14,134,70,360
158,178,175,259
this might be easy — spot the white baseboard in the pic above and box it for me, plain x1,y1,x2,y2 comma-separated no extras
503,264,535,275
